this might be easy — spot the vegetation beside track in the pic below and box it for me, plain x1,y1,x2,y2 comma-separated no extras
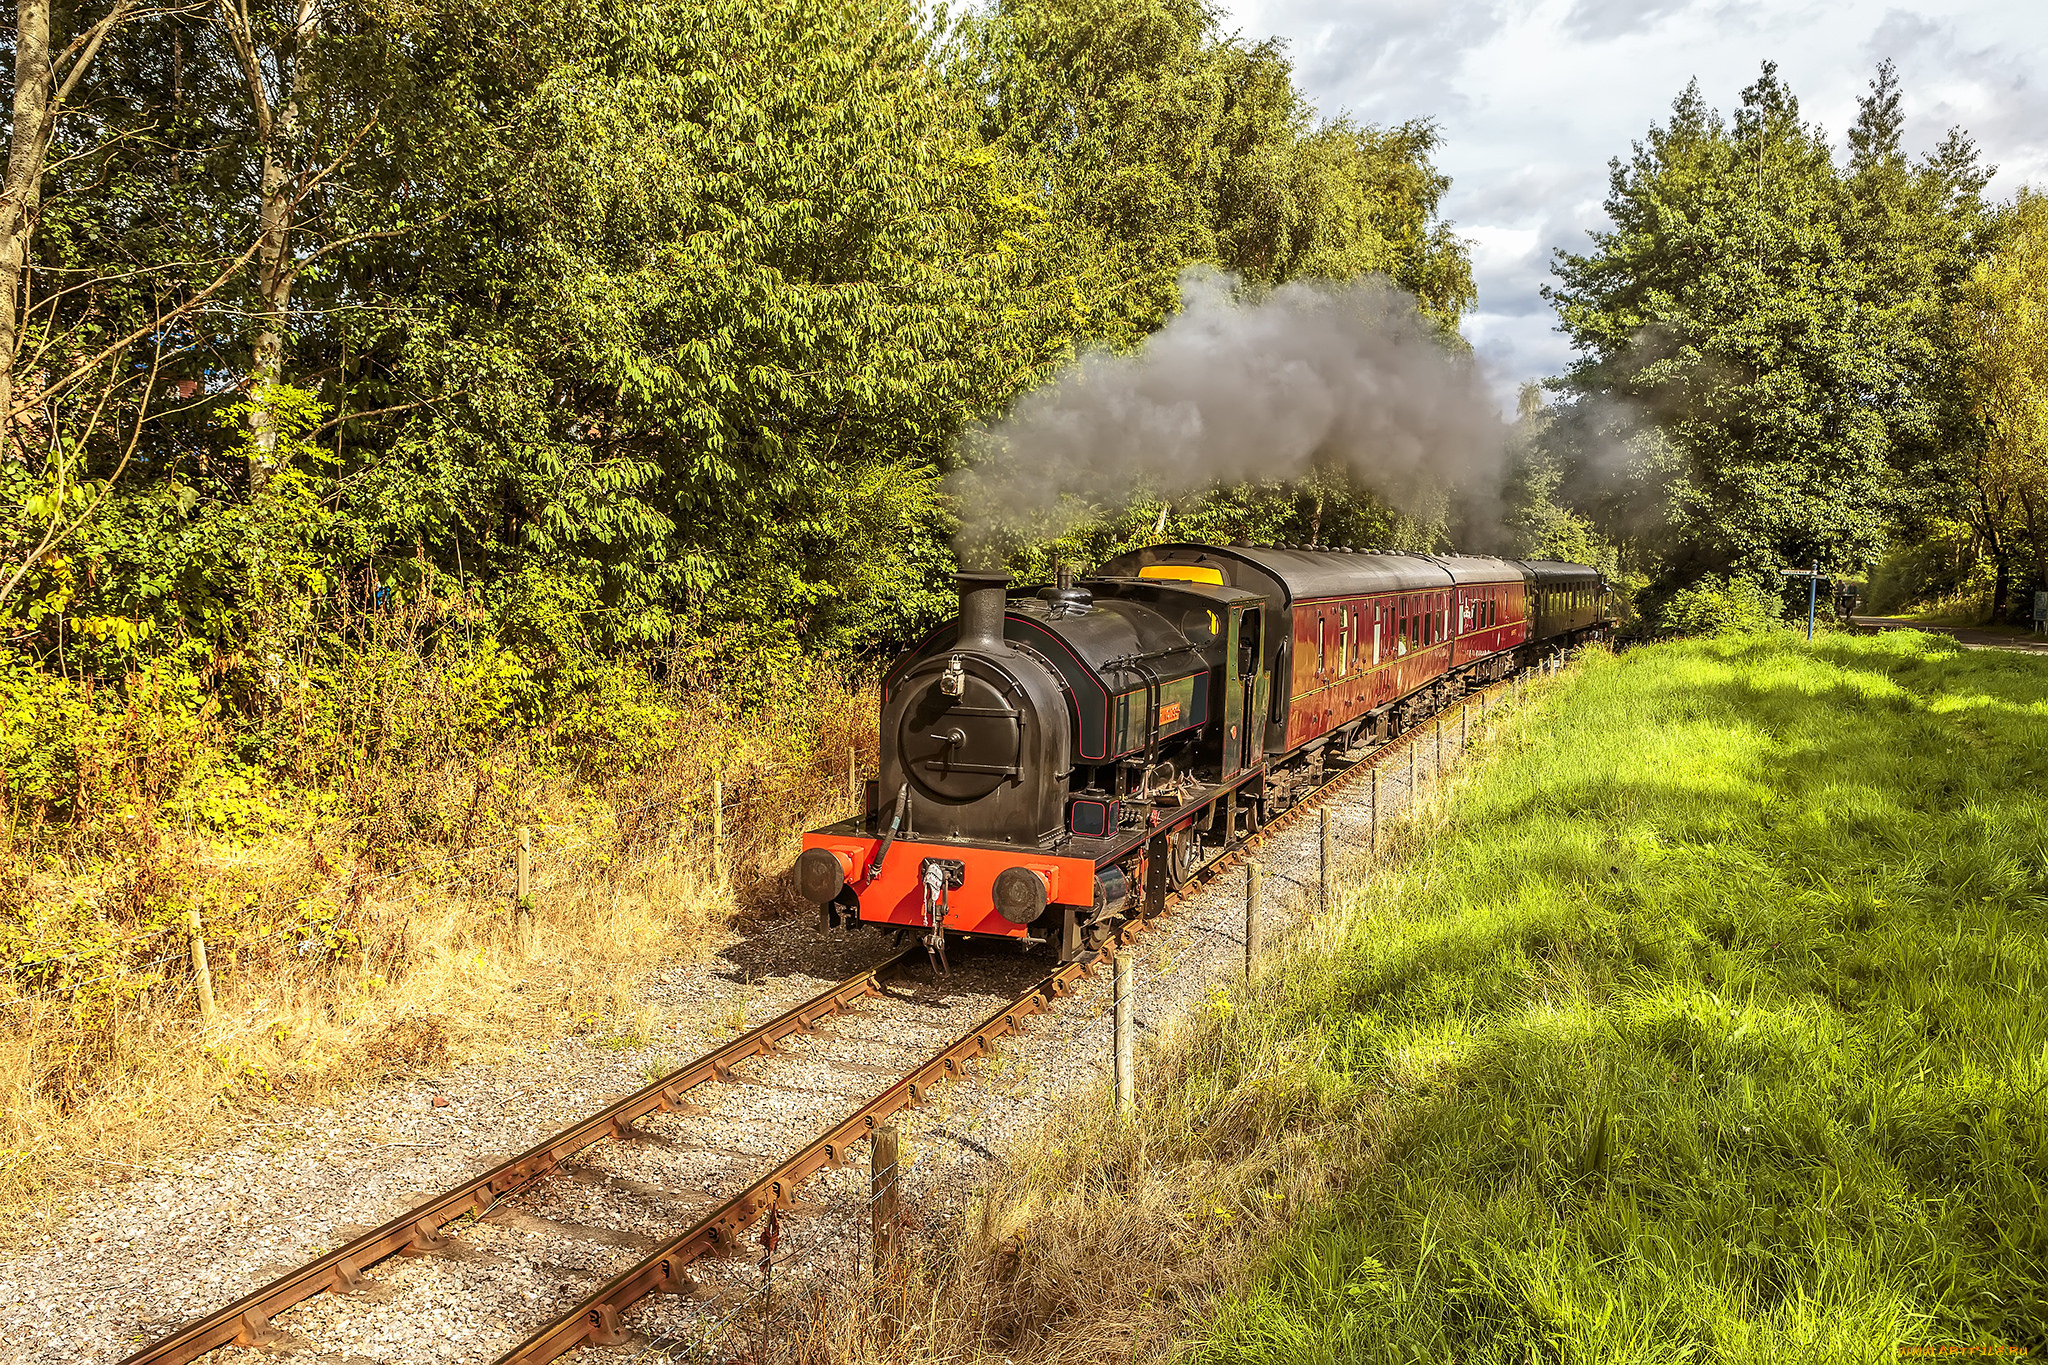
0,653,874,1222
799,632,2047,1364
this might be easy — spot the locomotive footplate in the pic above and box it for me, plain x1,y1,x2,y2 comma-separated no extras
799,827,1099,945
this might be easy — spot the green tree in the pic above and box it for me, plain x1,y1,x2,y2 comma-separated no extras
1953,190,2048,613
956,0,1474,368
1545,64,1986,593
3,0,1477,723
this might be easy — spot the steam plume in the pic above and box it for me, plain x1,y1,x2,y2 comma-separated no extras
950,267,1507,558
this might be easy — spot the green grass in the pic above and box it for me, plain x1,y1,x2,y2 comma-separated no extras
1188,632,2048,1363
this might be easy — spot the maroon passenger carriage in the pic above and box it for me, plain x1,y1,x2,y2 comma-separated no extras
797,544,1611,968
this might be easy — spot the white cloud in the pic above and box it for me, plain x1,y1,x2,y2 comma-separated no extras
1220,0,2048,412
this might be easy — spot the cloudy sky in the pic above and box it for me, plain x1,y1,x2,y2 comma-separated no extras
1213,0,2048,412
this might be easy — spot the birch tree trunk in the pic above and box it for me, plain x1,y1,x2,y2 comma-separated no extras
0,0,55,463
223,0,319,491
0,0,139,462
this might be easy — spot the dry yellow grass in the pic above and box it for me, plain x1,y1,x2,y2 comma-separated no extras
0,667,878,1228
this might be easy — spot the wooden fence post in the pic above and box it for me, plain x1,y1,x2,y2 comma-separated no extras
516,826,533,951
1370,766,1380,859
188,909,216,1027
1319,806,1332,913
871,1122,900,1273
1245,862,1261,980
711,778,725,881
1113,952,1135,1119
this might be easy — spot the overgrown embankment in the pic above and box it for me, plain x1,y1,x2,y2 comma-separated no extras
0,616,875,1216
806,632,2047,1364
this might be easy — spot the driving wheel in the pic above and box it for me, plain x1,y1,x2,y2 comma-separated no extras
1165,824,1203,889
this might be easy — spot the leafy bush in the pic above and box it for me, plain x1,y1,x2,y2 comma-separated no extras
1656,574,1785,636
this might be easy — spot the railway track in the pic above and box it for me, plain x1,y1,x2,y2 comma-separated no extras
111,675,1528,1365
114,956,929,1364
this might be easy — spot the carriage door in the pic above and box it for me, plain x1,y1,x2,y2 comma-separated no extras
1224,603,1266,776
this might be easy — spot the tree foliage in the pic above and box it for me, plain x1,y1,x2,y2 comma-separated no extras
1,0,1473,752
1949,190,2048,613
1543,62,1989,603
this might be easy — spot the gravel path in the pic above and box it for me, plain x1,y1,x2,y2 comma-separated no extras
0,698,1499,1365
1852,615,2048,654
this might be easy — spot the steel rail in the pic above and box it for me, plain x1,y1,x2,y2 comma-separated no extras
118,673,1529,1365
493,944,1113,1363
496,683,1518,1361
484,689,1503,1365
114,950,912,1365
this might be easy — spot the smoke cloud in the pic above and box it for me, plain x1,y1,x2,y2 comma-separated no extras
950,267,1509,559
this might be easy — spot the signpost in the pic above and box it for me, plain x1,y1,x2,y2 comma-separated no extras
1780,562,1821,640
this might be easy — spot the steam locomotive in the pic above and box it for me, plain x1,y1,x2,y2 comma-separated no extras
796,543,1612,966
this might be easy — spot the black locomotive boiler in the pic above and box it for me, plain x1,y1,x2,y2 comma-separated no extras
797,543,1612,964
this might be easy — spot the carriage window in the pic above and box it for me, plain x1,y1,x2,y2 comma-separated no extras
1339,608,1350,675
1317,615,1326,674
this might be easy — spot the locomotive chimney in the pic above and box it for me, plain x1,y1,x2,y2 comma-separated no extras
956,571,1011,651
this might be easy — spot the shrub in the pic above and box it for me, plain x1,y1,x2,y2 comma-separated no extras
1656,574,1784,637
